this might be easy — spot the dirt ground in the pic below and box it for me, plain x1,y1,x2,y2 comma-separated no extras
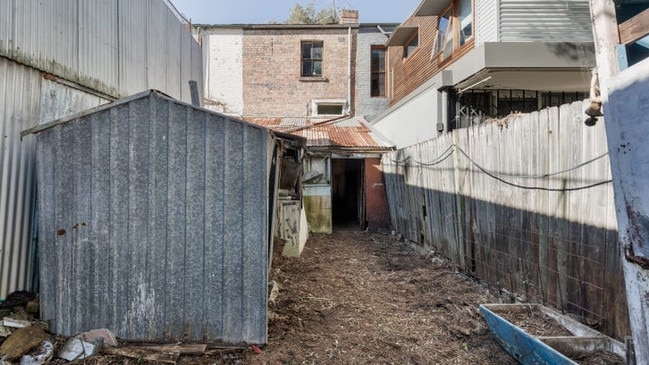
244,230,517,365
3,230,519,364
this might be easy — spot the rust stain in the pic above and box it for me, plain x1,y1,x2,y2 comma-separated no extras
245,116,393,150
72,222,87,231
43,73,58,82
624,243,649,270
57,229,66,236
626,204,648,250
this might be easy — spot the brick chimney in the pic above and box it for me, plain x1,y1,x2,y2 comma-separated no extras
339,9,358,24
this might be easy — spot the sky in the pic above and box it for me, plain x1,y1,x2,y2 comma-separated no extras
170,0,421,25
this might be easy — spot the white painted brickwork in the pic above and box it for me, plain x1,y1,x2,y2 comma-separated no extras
203,29,244,116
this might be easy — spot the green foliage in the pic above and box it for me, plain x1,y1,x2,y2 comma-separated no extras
282,1,340,25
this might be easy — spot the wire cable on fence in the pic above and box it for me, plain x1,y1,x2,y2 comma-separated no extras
384,144,612,192
412,144,455,166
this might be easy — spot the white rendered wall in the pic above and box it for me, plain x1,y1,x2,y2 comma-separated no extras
203,29,244,116
372,85,442,149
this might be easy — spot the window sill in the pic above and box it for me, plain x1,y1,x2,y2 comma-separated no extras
299,76,328,82
435,39,474,68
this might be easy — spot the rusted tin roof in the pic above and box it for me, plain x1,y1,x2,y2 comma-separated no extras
245,116,394,152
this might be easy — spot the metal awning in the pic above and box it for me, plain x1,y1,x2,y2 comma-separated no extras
414,0,448,17
386,26,419,46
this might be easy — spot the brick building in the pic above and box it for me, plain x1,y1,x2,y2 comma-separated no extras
199,13,397,120
198,12,397,237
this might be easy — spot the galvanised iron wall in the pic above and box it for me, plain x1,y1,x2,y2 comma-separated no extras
0,57,111,301
0,0,203,301
0,57,41,300
34,91,274,344
0,0,202,103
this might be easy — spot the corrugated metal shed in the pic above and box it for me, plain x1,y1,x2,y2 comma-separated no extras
0,0,202,103
499,0,593,42
246,116,394,152
0,57,41,300
30,90,290,344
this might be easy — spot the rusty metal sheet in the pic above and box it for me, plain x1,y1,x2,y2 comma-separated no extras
247,116,394,151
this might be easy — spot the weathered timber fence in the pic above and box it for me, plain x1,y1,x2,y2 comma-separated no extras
382,100,630,340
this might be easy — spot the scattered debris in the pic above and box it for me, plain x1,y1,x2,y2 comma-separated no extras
104,346,180,364
79,328,118,347
20,340,53,365
0,326,49,361
246,231,517,364
2,318,32,329
24,300,39,316
431,257,446,266
57,338,102,361
0,291,36,311
268,280,280,307
137,344,207,355
250,344,263,355
0,232,522,364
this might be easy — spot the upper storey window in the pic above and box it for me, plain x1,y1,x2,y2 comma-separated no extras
404,33,419,58
371,46,386,97
434,0,473,60
385,26,419,60
301,41,323,76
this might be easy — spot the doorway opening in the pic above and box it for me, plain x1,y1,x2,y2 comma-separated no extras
331,158,364,230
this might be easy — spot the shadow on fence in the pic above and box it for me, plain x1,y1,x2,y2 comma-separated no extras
381,100,630,340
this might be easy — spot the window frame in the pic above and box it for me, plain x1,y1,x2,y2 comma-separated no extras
433,0,474,63
371,46,387,97
403,31,420,59
311,99,347,116
301,41,324,77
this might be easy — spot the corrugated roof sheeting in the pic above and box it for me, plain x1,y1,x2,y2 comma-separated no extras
280,117,308,127
0,57,41,300
0,0,202,103
246,116,393,151
332,118,361,127
35,91,271,344
499,0,593,42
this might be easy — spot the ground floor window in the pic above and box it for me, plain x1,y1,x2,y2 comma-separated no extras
453,89,589,130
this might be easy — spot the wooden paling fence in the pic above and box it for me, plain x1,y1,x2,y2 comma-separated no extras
381,100,630,340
